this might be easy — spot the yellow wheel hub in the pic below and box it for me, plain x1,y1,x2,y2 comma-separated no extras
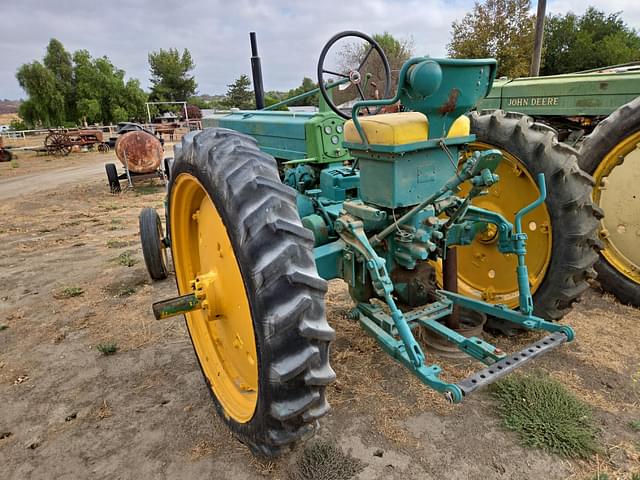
593,131,640,284
439,143,553,306
170,174,258,423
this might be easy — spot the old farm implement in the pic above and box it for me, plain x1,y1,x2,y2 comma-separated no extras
44,128,109,156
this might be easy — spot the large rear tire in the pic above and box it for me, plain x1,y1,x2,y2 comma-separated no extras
462,110,601,321
579,97,640,307
169,128,335,456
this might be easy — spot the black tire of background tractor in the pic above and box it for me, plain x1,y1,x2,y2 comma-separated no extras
105,163,121,193
139,207,169,281
579,97,640,307
170,128,335,456
470,110,602,321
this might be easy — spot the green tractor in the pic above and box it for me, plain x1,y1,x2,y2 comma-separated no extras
478,65,640,307
142,31,601,455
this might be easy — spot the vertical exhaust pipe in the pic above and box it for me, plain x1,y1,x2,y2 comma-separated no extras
250,32,265,109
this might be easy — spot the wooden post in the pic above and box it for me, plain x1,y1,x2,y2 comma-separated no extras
530,0,547,77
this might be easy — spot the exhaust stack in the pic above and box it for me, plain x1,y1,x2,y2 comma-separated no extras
250,32,265,109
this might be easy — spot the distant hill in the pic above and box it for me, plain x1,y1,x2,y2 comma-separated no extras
0,100,21,115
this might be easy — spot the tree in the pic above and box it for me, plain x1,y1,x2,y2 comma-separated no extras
542,8,640,75
148,48,197,102
74,50,147,125
43,39,74,120
16,61,65,127
286,77,319,106
16,40,147,128
447,0,535,78
222,75,254,109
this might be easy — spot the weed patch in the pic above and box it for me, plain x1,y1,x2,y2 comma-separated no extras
134,185,161,196
116,251,137,267
53,286,85,299
115,286,137,297
96,342,118,355
106,239,131,248
289,439,363,480
491,372,599,458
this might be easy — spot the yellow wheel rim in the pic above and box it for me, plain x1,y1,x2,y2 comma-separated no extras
170,173,258,423
437,143,553,306
592,131,640,284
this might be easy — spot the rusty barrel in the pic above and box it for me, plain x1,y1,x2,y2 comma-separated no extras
115,131,163,173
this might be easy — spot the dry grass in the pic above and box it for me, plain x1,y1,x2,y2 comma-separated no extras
189,440,217,461
96,400,112,419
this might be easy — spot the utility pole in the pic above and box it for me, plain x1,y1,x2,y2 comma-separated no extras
529,0,547,77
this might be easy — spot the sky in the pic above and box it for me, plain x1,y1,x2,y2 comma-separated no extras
1,0,640,100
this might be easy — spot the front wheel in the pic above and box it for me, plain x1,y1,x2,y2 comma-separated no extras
579,97,640,307
452,110,601,321
105,163,121,194
139,207,169,281
169,128,335,456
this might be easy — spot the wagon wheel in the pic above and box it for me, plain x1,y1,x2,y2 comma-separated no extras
98,143,110,153
45,132,72,156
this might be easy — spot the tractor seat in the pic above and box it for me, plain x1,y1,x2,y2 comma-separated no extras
344,112,470,145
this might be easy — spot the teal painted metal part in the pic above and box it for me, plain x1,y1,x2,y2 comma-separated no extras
335,215,426,367
514,173,547,315
440,291,575,342
313,239,345,280
353,144,460,209
218,111,313,160
215,109,350,164
354,286,575,403
347,57,496,146
357,307,463,403
209,78,352,166
318,165,360,201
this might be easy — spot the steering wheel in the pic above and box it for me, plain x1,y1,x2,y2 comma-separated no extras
317,31,392,119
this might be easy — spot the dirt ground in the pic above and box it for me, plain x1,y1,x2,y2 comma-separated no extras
0,150,639,480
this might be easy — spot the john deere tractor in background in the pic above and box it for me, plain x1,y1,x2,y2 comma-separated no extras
477,65,640,306
145,31,600,455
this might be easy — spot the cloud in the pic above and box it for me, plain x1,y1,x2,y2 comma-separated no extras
1,0,638,100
